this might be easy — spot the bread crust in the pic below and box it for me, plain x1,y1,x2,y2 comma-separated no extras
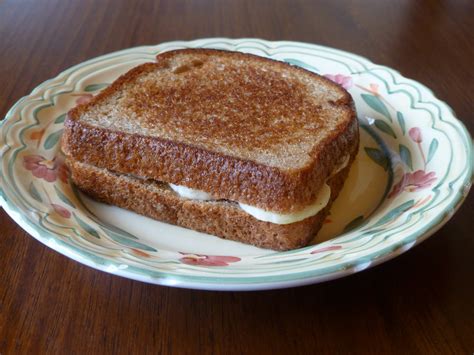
68,159,352,251
62,48,359,213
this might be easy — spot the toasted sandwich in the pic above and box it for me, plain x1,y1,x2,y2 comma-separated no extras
62,49,359,250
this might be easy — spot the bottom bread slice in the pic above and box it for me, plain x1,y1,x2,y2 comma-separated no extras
68,159,350,251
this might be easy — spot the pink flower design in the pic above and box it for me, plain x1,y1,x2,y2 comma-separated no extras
310,245,342,254
409,127,422,143
75,94,93,105
70,93,93,106
23,155,69,183
51,204,71,218
179,254,241,266
131,249,151,258
389,170,437,198
324,74,353,90
369,83,379,95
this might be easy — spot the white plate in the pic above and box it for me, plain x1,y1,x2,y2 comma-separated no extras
1,38,472,290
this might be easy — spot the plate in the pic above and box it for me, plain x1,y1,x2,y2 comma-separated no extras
1,38,472,291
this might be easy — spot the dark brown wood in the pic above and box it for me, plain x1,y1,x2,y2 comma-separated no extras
0,0,473,353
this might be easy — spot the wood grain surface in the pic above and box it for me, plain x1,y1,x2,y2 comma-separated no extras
0,0,473,353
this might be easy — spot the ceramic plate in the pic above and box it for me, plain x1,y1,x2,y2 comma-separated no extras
1,39,472,291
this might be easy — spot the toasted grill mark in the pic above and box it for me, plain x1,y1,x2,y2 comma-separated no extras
172,64,191,74
172,59,205,74
328,98,350,107
190,59,204,68
121,61,329,151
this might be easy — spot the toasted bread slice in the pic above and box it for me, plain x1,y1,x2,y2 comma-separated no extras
62,49,358,213
68,158,351,251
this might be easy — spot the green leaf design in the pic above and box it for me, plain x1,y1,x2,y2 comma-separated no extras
373,200,415,228
73,214,100,238
54,185,75,208
361,94,392,121
43,129,63,150
427,138,439,164
54,113,67,124
374,119,396,138
108,232,157,252
364,147,389,171
399,144,413,170
29,182,42,202
283,58,319,72
344,215,365,232
103,226,138,240
84,83,109,92
397,111,406,135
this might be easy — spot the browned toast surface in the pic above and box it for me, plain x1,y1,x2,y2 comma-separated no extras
63,49,358,212
68,159,351,251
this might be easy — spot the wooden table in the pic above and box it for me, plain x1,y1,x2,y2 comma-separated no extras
1,0,473,353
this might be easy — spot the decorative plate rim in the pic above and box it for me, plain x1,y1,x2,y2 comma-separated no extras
0,38,472,291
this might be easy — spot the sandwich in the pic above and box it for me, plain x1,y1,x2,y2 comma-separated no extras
62,48,359,251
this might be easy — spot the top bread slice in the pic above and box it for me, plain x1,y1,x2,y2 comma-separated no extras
62,49,359,213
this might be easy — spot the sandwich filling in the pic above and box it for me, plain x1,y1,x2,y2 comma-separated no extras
239,184,330,224
170,183,331,225
169,154,350,225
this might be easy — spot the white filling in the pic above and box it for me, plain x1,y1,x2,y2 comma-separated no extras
169,184,212,200
238,183,331,224
168,154,349,225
